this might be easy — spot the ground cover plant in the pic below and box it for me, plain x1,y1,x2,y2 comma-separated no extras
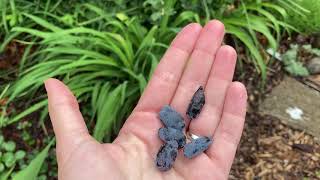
0,0,319,179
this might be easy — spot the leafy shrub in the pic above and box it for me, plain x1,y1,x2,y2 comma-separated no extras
2,8,165,142
286,0,320,34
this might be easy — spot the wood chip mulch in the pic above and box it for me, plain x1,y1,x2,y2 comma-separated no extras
230,113,320,179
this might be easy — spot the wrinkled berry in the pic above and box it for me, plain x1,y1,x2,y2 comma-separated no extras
155,141,179,171
158,127,186,149
183,136,212,159
186,86,205,120
159,105,185,130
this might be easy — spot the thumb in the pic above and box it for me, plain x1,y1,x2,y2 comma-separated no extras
44,78,93,166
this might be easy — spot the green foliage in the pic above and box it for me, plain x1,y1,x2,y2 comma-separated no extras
287,0,320,34
20,138,57,179
0,135,26,177
0,166,14,180
2,5,164,143
12,139,54,180
302,45,320,56
282,44,309,77
17,121,35,146
2,141,16,152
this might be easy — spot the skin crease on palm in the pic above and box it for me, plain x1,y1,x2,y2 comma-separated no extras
44,20,247,180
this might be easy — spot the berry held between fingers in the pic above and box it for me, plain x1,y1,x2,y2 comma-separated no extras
155,141,179,171
159,105,185,131
158,127,186,149
183,136,212,159
186,86,205,120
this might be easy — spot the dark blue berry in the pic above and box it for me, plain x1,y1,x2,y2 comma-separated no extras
155,141,179,171
158,127,186,149
186,86,205,120
183,136,212,159
159,105,185,130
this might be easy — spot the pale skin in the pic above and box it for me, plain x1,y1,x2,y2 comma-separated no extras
44,20,247,180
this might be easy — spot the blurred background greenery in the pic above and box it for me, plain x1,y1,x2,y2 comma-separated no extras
0,0,320,179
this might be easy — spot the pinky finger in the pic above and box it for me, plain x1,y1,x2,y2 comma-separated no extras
207,82,247,175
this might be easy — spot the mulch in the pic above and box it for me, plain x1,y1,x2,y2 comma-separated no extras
230,113,320,179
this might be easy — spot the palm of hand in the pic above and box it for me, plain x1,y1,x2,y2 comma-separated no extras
45,20,247,180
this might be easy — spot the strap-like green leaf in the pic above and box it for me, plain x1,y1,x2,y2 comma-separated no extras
226,24,266,82
12,139,54,180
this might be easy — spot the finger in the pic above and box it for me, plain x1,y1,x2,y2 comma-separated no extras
45,78,93,164
189,45,237,137
134,23,202,113
170,20,225,126
207,82,247,174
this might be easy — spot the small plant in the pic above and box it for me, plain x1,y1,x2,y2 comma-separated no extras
302,45,320,57
11,140,54,180
0,135,26,175
17,121,35,146
281,44,309,77
22,145,57,180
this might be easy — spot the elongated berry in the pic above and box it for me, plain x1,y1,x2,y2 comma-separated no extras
155,141,178,171
186,86,205,120
159,105,185,130
158,127,186,149
183,136,212,159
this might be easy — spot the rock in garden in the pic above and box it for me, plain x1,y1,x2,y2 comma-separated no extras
259,76,320,139
184,136,212,159
155,140,179,171
159,105,185,130
306,57,320,74
186,86,205,120
158,127,186,149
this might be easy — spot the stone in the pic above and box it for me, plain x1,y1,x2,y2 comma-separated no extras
259,76,320,139
306,57,320,74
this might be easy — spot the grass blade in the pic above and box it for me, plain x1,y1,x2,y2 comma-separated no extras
226,24,266,82
93,84,124,142
7,100,47,125
12,139,54,180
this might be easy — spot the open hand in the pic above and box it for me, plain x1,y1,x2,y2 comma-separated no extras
45,20,247,180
